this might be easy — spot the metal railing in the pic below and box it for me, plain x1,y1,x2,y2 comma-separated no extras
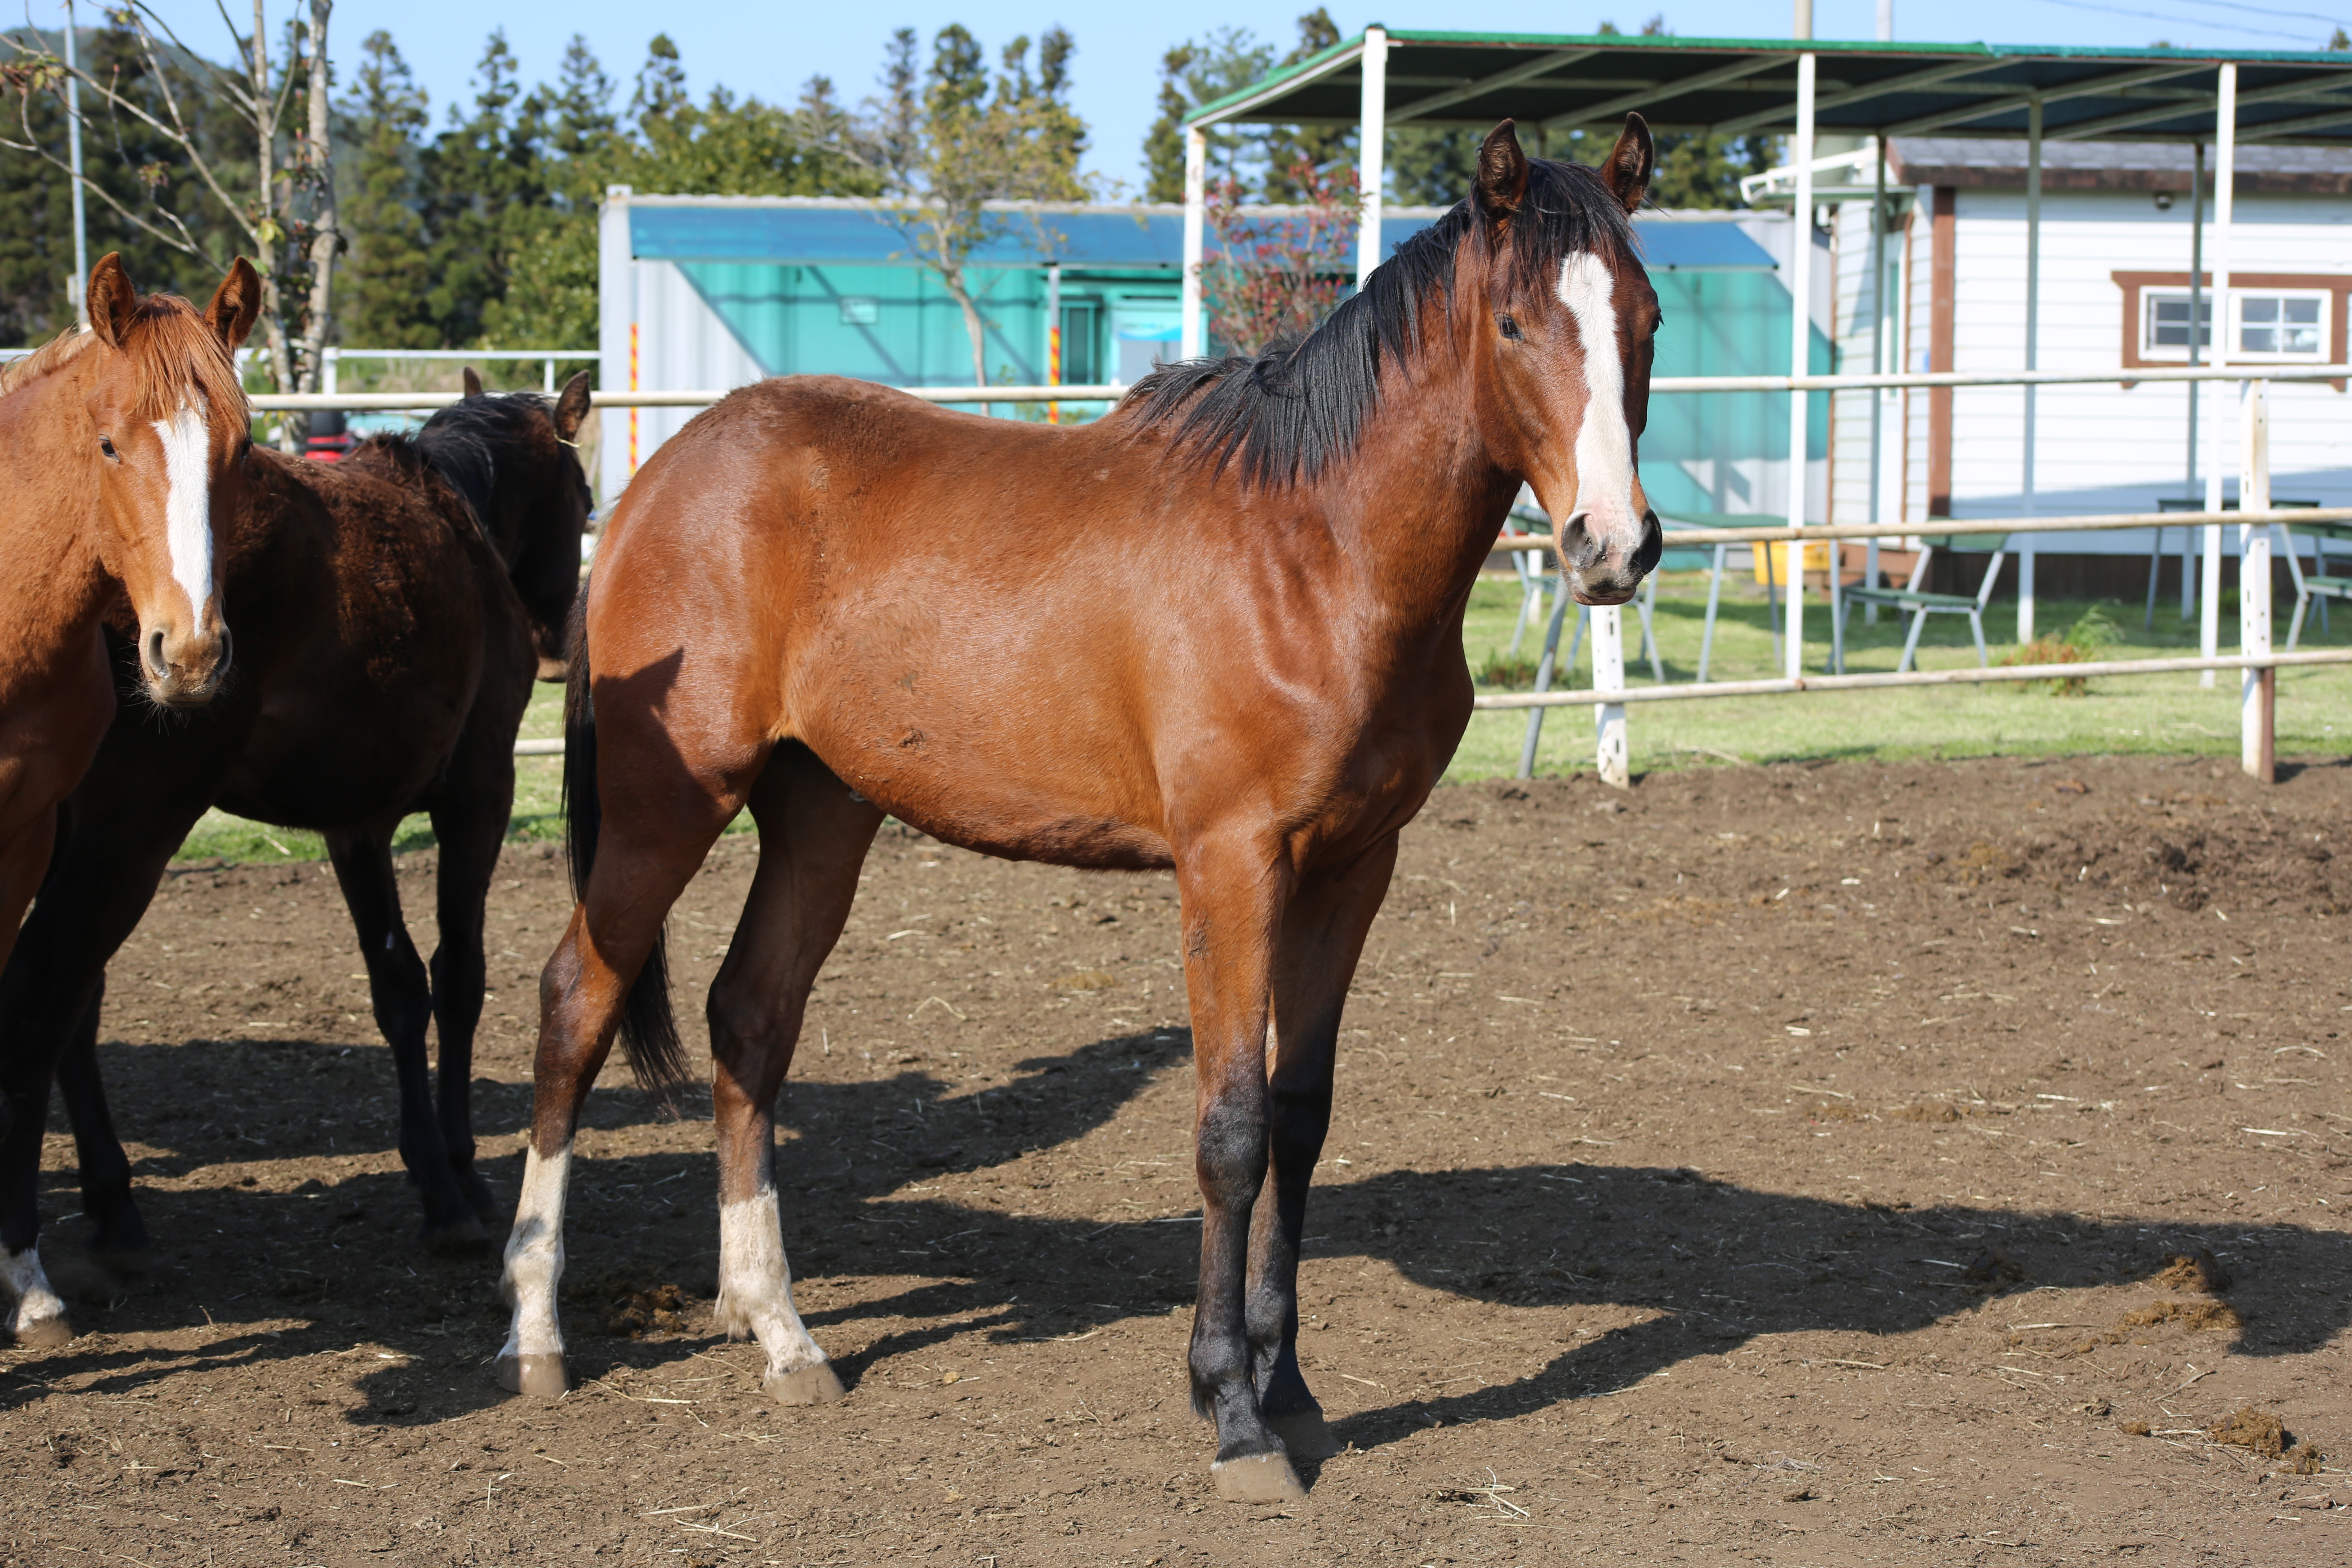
236,361,2324,780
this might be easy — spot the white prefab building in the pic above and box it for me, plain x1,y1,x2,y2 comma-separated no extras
1817,138,2352,593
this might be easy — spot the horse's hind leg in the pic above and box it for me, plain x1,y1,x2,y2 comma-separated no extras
705,745,881,1405
55,982,149,1266
325,821,482,1248
497,736,750,1398
1249,834,1397,1464
425,741,518,1225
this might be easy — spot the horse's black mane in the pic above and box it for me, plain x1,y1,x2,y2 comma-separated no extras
1125,156,1639,488
350,390,554,537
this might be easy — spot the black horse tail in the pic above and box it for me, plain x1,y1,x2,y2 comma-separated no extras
561,579,688,1099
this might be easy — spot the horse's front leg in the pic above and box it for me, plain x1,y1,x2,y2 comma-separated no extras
1250,833,1398,1462
1177,832,1301,1501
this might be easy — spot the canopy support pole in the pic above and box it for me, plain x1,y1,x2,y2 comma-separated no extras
2183,140,2204,619
2202,63,2236,688
1784,51,1817,682
2241,379,2273,781
2019,96,2042,646
1866,136,1889,623
1356,27,1388,287
1180,127,1206,359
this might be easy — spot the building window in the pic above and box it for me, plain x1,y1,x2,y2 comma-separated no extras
2236,292,2327,359
2144,291,2210,355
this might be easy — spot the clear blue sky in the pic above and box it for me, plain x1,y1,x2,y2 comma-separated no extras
114,0,2348,192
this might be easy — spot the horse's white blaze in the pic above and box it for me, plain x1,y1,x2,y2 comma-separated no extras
715,1187,826,1378
1555,253,1640,537
1,1243,66,1336
152,399,214,626
498,1143,572,1361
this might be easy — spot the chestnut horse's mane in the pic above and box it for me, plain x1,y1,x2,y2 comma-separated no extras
0,296,247,423
1124,156,1639,489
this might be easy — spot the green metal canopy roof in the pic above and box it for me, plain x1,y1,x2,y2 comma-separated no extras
1184,31,2352,146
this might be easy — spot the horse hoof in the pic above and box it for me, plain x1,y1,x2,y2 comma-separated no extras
11,1314,73,1350
423,1216,491,1255
764,1363,846,1406
1212,1451,1307,1503
494,1352,569,1397
1269,1409,1341,1461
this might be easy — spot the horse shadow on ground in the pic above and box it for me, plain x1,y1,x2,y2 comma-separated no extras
15,1025,2352,1462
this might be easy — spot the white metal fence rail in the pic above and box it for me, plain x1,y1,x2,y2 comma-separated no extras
245,364,2334,782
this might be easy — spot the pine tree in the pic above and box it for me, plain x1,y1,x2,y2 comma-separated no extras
338,31,436,348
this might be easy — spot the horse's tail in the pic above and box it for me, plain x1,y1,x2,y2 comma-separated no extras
561,581,688,1099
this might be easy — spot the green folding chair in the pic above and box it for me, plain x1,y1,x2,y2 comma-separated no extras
1837,535,2007,673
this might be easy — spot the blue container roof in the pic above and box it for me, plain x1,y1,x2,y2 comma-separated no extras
624,198,1776,274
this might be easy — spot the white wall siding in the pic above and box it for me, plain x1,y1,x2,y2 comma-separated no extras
1836,184,2349,551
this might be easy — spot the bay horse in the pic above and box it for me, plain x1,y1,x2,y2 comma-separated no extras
0,377,591,1345
498,118,1659,1501
0,253,258,1333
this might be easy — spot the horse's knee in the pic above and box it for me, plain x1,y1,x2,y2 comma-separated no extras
1194,1097,1269,1207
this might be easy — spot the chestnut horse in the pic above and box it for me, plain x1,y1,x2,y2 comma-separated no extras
0,254,258,1331
0,380,590,1343
497,119,1659,1499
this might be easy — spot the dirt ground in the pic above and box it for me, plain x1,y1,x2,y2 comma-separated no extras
4,752,2352,1566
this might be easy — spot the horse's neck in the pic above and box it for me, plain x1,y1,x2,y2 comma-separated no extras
1324,354,1517,625
0,372,110,700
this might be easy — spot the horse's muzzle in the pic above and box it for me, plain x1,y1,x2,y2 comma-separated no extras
1566,509,1663,606
142,619,232,706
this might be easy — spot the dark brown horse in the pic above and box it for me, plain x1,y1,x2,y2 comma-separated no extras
0,378,590,1343
0,254,258,1337
496,120,1658,1500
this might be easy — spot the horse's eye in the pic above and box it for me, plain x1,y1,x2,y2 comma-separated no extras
1497,314,1523,341
98,436,118,460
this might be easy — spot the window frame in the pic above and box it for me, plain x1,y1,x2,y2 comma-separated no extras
2231,288,2331,362
2113,270,2351,392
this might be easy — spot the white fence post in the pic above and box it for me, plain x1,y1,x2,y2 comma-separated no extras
1593,605,1628,788
2240,379,2273,782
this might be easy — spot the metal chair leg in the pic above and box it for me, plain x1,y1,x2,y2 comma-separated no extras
2145,526,2163,630
2288,590,2310,652
1898,606,1929,673
1638,575,1664,684
1831,583,1848,675
1517,583,1577,780
1968,607,1989,669
1697,543,1726,684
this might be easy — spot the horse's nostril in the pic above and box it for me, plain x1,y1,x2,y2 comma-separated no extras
144,627,168,677
215,627,233,680
1560,512,1608,572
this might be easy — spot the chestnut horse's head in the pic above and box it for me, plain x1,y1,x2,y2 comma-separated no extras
72,253,260,704
1461,117,1661,606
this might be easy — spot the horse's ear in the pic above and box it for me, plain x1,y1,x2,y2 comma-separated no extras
203,257,261,352
552,370,592,443
1601,113,1655,216
462,366,483,398
1474,120,1529,220
87,253,139,350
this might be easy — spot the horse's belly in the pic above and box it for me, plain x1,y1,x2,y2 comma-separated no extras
802,721,1171,871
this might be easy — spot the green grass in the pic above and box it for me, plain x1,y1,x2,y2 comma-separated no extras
169,569,2350,866
1451,567,2352,780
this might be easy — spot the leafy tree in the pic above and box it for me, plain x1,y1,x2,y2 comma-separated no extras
865,23,1093,391
1204,158,1354,353
0,23,236,341
1261,10,1350,203
1142,13,1354,205
338,30,435,348
4,0,340,409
